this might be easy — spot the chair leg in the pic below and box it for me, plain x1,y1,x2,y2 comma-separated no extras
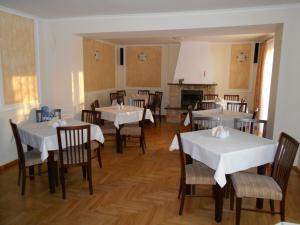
60,166,66,199
230,183,235,210
179,183,186,215
140,136,145,154
54,162,59,186
21,165,26,195
82,165,87,180
17,162,21,186
178,178,183,199
236,197,242,225
38,164,42,175
87,163,93,195
280,200,285,221
96,148,102,168
270,200,275,215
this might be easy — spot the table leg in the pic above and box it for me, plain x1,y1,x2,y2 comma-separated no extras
116,128,123,154
27,146,35,180
47,152,56,193
215,183,225,223
256,164,267,209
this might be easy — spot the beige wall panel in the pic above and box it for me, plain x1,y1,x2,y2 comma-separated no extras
83,38,115,92
229,44,252,89
126,46,161,87
0,11,38,104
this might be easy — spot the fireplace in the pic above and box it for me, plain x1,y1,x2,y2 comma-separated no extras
181,90,203,109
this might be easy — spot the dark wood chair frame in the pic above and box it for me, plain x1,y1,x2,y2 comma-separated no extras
56,125,93,199
155,91,163,123
200,101,217,110
131,99,145,108
81,110,103,168
90,100,100,111
227,102,248,113
122,107,147,154
147,93,158,127
224,94,240,101
203,94,219,100
231,132,299,225
138,90,150,95
117,90,126,97
234,118,267,138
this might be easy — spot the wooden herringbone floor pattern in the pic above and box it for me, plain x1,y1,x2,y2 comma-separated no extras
0,120,300,225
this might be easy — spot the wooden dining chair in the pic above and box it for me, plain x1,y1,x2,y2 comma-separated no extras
138,90,150,95
231,132,299,225
120,107,147,154
81,110,103,168
155,91,163,123
224,94,240,101
203,94,219,100
176,132,216,215
148,93,158,127
36,109,61,122
56,125,93,199
200,101,217,110
110,92,118,104
90,100,100,111
227,102,247,113
234,118,267,138
9,119,45,195
132,99,145,108
117,90,126,97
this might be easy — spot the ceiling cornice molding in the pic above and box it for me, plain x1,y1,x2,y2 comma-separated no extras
42,2,300,22
0,5,39,20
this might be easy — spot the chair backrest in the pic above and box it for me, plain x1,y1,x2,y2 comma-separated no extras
224,95,239,101
227,102,247,113
271,132,299,196
56,125,91,166
91,100,100,111
110,92,118,104
148,93,158,109
252,108,259,119
200,101,217,110
81,110,101,125
139,107,147,128
132,99,145,108
234,118,267,138
117,90,126,97
9,119,25,165
176,132,186,181
191,116,219,131
203,94,218,100
138,90,150,95
36,109,61,122
155,91,163,107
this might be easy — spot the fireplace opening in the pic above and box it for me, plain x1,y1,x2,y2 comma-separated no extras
181,90,203,109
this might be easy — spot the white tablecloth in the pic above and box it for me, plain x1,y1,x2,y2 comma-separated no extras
18,119,104,161
169,128,277,187
96,105,154,129
184,109,252,127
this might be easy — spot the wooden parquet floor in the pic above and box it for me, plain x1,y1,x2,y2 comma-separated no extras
0,120,300,225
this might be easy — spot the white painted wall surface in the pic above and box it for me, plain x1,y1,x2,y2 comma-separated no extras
174,42,210,83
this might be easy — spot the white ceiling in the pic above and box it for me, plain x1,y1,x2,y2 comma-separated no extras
82,25,277,45
0,0,299,19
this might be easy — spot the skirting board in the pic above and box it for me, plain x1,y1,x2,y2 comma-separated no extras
0,159,18,173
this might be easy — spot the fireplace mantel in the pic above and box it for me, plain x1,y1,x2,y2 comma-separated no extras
168,83,217,87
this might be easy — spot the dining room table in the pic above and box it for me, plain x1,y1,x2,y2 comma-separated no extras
17,118,105,193
96,105,154,153
169,128,278,223
184,108,252,128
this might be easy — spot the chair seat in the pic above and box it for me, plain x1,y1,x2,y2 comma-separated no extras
120,126,141,136
25,149,43,167
231,172,282,200
185,163,216,185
